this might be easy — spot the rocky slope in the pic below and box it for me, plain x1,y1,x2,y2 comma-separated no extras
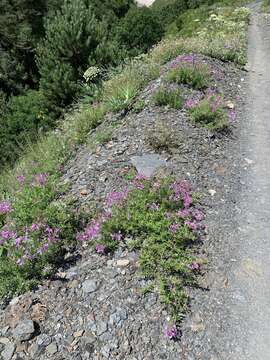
0,54,246,360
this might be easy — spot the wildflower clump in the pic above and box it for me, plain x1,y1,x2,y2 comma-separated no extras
187,93,229,131
77,175,205,327
165,56,209,90
0,170,79,298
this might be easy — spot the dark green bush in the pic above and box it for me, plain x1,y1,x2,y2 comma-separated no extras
115,6,164,56
0,90,51,167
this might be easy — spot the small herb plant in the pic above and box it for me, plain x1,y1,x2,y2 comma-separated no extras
188,94,229,131
165,62,209,90
76,175,205,323
153,87,184,109
147,121,179,153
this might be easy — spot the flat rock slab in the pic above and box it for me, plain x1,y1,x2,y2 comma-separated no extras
131,154,167,177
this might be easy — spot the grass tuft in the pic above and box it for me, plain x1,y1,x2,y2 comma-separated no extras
153,87,184,109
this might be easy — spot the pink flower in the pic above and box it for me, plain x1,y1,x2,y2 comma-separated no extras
34,173,48,186
188,261,201,271
16,175,25,185
185,99,198,109
106,189,128,208
170,181,192,208
169,223,179,233
0,201,12,215
30,223,40,231
228,110,236,122
185,220,198,231
176,209,190,218
96,244,105,254
148,203,160,211
192,209,204,221
111,232,122,241
164,324,177,339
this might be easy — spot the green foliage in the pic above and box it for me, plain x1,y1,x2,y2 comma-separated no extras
0,90,51,168
115,6,164,56
93,177,198,320
153,87,184,109
165,63,209,90
131,99,146,113
262,0,270,12
0,172,80,299
147,120,180,153
188,96,229,130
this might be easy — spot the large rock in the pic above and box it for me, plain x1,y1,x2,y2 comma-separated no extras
131,154,167,177
12,319,35,341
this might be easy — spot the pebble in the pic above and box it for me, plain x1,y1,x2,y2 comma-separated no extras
116,259,130,267
46,342,58,355
82,279,99,293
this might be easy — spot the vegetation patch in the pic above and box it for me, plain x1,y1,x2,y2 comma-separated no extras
165,57,209,90
153,87,184,109
147,120,180,153
76,175,205,333
262,0,270,12
0,2,247,303
0,170,80,299
187,93,230,131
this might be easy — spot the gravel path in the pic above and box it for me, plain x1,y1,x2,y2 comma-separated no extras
179,3,270,359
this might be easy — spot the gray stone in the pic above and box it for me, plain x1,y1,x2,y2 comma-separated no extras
46,341,58,355
82,279,98,294
109,308,128,326
12,320,35,341
96,321,108,336
36,334,51,347
131,154,167,177
1,342,15,360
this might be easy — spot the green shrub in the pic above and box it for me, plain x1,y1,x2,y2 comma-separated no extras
147,120,180,153
0,171,80,299
115,6,164,56
153,87,184,109
188,95,228,130
165,63,209,90
0,90,51,168
77,177,203,321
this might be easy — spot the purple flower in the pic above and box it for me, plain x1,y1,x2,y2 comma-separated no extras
170,181,192,208
188,261,201,271
96,244,105,254
0,201,12,215
176,209,190,218
185,220,198,231
34,173,48,186
111,232,122,241
16,175,25,185
164,324,177,339
169,223,179,233
45,226,60,243
77,219,101,242
14,236,24,248
168,54,197,69
148,203,160,211
106,189,128,208
228,110,236,122
192,209,204,222
16,258,24,266
30,223,40,231
185,99,198,109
